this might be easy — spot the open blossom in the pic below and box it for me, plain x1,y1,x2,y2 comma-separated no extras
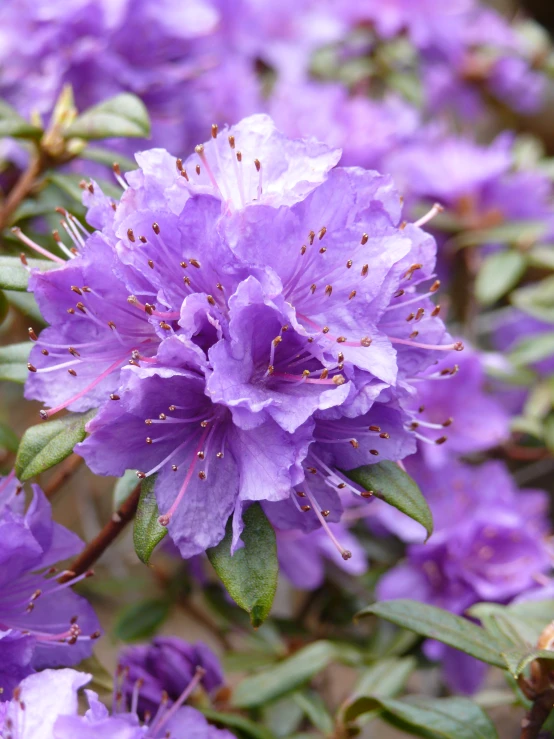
22,115,458,561
1,667,234,739
0,474,100,700
118,637,223,719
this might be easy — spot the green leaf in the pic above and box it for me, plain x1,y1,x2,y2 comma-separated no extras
475,251,527,306
357,601,506,668
0,342,31,383
346,461,433,541
0,422,19,453
114,598,170,642
80,145,136,173
65,93,150,140
0,256,58,291
77,654,113,695
508,332,554,367
512,276,554,323
15,410,96,481
0,100,42,139
5,291,44,323
232,641,339,708
113,469,140,510
46,171,121,202
500,648,554,678
133,474,167,565
340,657,416,725
454,220,547,249
292,691,334,734
357,695,498,739
528,246,554,271
0,291,8,325
201,709,277,739
207,503,278,628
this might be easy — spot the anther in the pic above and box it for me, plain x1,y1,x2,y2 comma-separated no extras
206,295,216,306
308,231,315,245
380,432,390,439
27,363,37,372
198,471,206,480
338,352,344,363
146,438,152,444
39,410,48,420
349,290,356,300
68,368,77,376
302,369,310,378
160,322,171,330
321,510,330,517
435,436,448,445
181,169,189,181
322,326,329,334
267,365,274,375
254,158,261,171
370,449,379,456
301,505,311,512
145,419,152,424
415,308,425,321
68,347,80,356
136,472,146,479
361,233,368,245
361,491,373,498
148,260,154,269
318,227,327,240
172,465,178,471
310,284,316,294
333,375,345,385
404,263,423,279
360,337,372,347
195,144,204,155
430,280,440,292
369,425,381,432
190,259,201,268
67,308,75,314
325,285,333,297
394,289,405,298
127,229,135,243
152,222,160,235
159,413,166,420
320,368,329,380
236,151,242,162
346,260,353,268
71,285,82,295
336,336,347,343
228,135,235,149
454,342,464,351
211,124,218,138
431,305,441,317
76,302,86,313
28,327,38,341
297,491,306,497
110,394,120,400
406,313,415,322
350,439,359,448
184,276,191,285
410,331,419,339
307,467,317,474
319,246,326,254
337,483,346,489
272,336,282,347
108,321,116,330
216,452,224,458
361,264,369,277
113,163,122,177
176,158,183,171
196,164,201,175
41,349,49,355
300,245,307,255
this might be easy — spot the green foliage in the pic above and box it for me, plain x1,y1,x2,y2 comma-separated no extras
113,469,140,510
0,256,57,291
64,93,150,140
475,250,527,305
346,461,433,540
133,474,167,565
0,342,30,383
208,503,278,627
114,598,171,642
15,410,96,481
0,100,42,138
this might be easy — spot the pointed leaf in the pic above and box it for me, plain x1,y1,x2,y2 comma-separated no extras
207,503,278,627
475,251,527,306
0,342,31,383
65,93,150,140
232,641,339,708
200,709,277,739
357,695,498,739
357,600,505,667
0,256,58,291
346,461,433,541
501,648,554,679
113,469,140,510
512,276,554,323
508,332,554,367
15,410,96,481
114,598,170,642
133,474,167,565
0,100,42,139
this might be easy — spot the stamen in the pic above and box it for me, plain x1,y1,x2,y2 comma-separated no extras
414,202,444,229
11,228,65,264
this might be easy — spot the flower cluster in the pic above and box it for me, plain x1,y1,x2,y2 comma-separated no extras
0,474,100,699
22,114,458,562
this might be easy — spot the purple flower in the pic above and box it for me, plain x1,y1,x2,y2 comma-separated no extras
0,474,100,700
407,342,510,466
276,524,367,590
492,309,554,376
118,637,223,719
2,667,235,739
489,55,545,114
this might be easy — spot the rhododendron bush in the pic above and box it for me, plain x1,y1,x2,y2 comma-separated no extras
1,1,554,737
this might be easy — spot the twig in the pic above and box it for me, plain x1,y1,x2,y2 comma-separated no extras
0,153,42,230
520,687,554,739
43,454,83,498
59,484,141,582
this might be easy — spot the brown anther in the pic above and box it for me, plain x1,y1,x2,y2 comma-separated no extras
272,335,282,347
198,471,207,480
360,336,372,347
20,252,28,266
152,222,160,235
399,221,407,230
110,394,120,400
176,158,183,171
430,280,440,292
415,307,425,321
52,229,61,242
216,282,223,291
195,144,204,155
71,285,82,295
369,425,381,432
404,263,423,279
282,324,289,331
216,452,224,458
361,264,369,277
370,449,379,456
361,491,373,498
41,349,49,355
207,295,216,306
410,421,419,430
325,284,333,297
28,327,38,341
111,202,117,211
318,226,327,240
394,289,405,298
337,483,346,489
361,233,369,245
307,467,317,474
146,437,153,444
379,432,390,439
349,290,356,300
297,491,307,497
190,259,201,268
184,276,191,285
127,228,135,243
76,302,86,313
431,305,441,317
333,375,345,386
127,295,138,305
443,417,453,427
310,284,317,294
454,342,464,351
236,151,242,162
338,352,344,362
113,163,122,176
67,308,75,314
267,364,274,375
341,550,352,561
145,418,152,424
68,347,80,357
435,436,448,445
337,362,344,370
27,363,37,372
308,230,315,245
301,369,310,378
107,321,116,330
320,368,329,380
172,465,178,471
148,260,154,269
211,124,218,138
406,312,415,321
195,164,201,175
301,505,311,512
200,420,209,428
228,134,236,149
197,451,205,460
308,337,314,342
346,260,353,269
254,158,261,171
319,246,327,254
409,331,419,339
321,510,330,517
300,245,307,255
350,439,359,449
160,322,171,330
138,236,147,244
181,169,189,181
82,286,91,293
322,326,330,334
68,369,77,376
159,413,166,420
144,304,154,315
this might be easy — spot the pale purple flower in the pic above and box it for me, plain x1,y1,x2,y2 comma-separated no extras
118,637,223,718
0,474,100,699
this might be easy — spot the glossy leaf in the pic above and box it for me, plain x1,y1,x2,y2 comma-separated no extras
65,93,150,140
0,342,30,383
232,641,339,708
207,503,278,627
0,256,57,291
346,461,433,541
133,474,167,565
15,410,96,481
357,600,505,667
0,100,42,139
475,251,527,306
114,598,170,642
356,695,498,739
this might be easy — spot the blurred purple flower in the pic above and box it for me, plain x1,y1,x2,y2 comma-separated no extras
0,474,100,700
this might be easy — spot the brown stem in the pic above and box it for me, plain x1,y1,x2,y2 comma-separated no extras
521,688,554,739
59,484,141,582
43,454,83,499
0,153,42,231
